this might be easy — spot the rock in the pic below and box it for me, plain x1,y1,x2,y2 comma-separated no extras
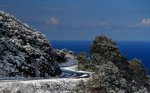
0,10,61,78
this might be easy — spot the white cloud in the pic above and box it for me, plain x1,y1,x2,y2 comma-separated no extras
138,18,150,26
45,17,60,26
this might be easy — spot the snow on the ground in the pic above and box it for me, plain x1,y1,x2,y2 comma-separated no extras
0,55,92,93
59,57,93,74
59,57,93,78
0,78,89,93
61,65,77,71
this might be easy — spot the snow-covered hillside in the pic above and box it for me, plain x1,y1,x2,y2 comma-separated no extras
0,10,61,78
0,58,92,93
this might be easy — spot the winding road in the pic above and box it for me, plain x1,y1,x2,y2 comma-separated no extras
0,59,93,80
60,66,93,78
0,58,93,93
59,59,93,78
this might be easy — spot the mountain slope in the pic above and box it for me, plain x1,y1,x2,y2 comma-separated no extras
0,10,61,78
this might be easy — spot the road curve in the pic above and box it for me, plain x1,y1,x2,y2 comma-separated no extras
60,66,93,78
0,59,93,80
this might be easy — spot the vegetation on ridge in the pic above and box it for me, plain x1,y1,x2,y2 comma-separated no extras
77,35,150,93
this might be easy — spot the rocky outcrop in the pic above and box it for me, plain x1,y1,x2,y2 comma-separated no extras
0,10,61,78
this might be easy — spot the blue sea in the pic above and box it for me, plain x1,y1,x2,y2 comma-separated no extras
51,41,150,72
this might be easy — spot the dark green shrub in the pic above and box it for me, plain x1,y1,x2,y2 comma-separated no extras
91,35,116,59
91,54,107,73
55,52,67,62
77,58,149,92
77,52,91,71
90,35,129,70
77,35,150,92
90,35,117,57
130,58,148,83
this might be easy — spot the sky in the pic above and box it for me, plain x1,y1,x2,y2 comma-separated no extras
0,0,150,41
